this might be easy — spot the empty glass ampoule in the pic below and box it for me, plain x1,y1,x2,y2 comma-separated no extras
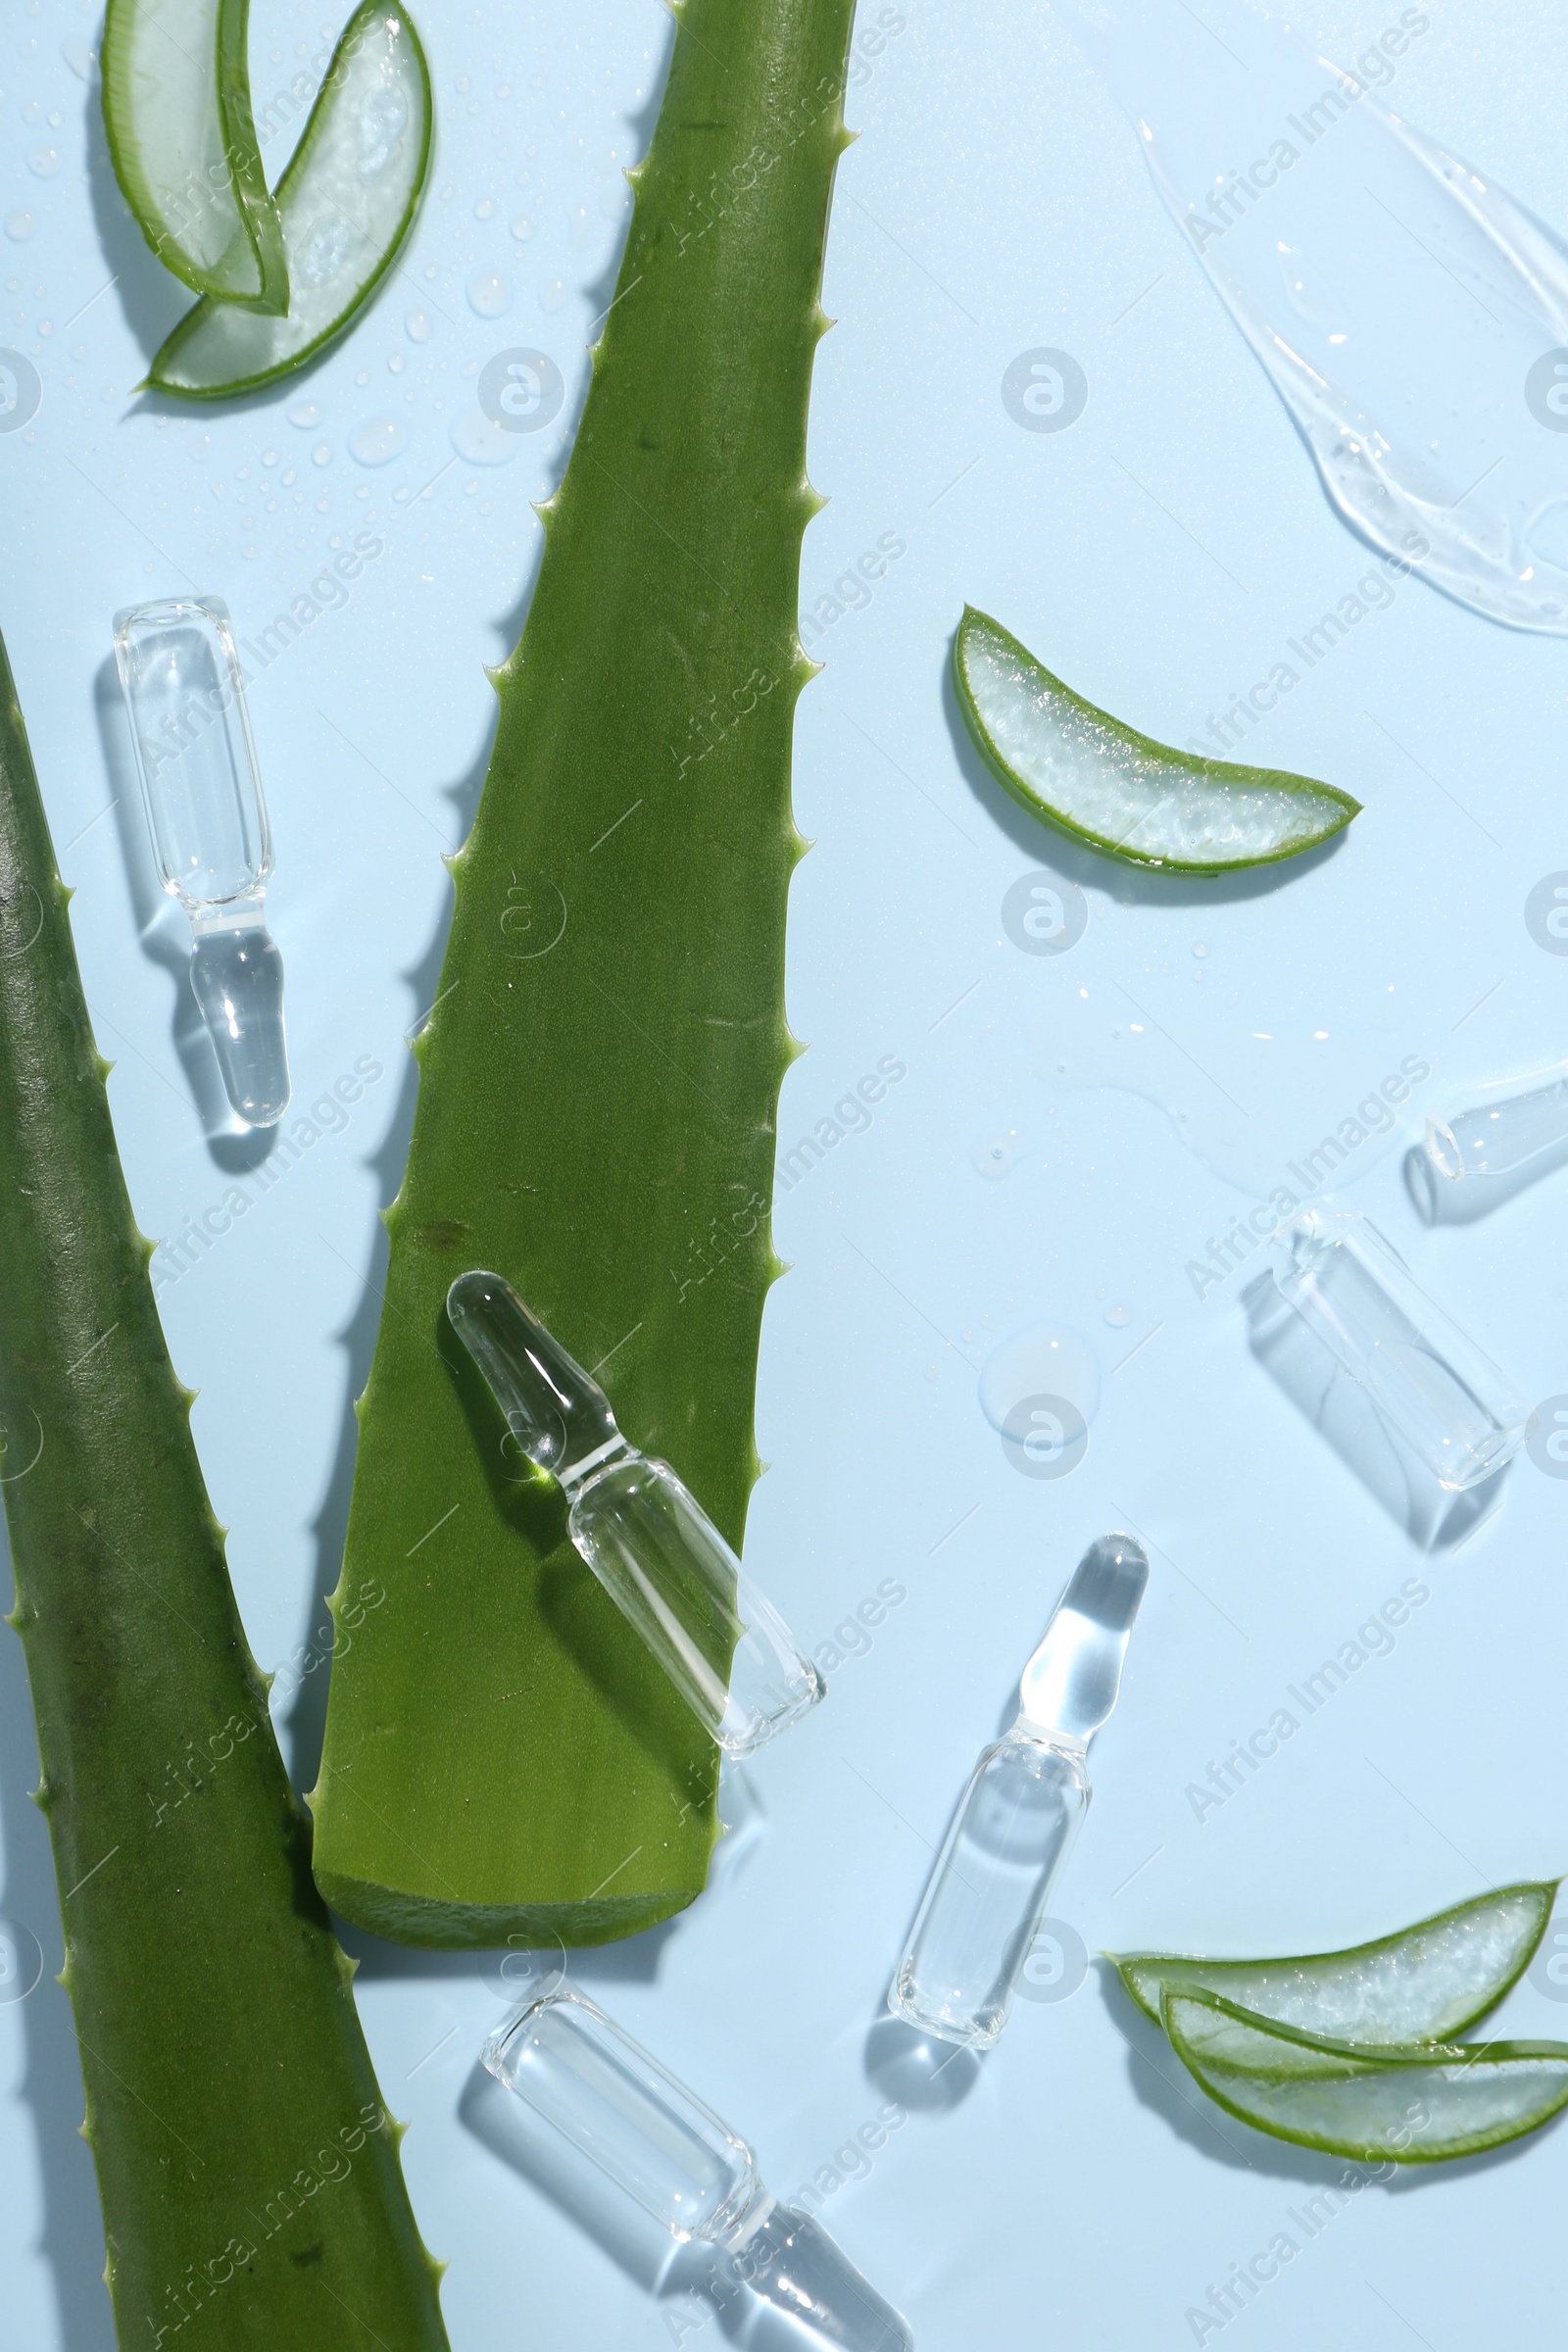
889,1533,1148,2050
447,1271,823,1756
484,1981,913,2350
1268,1210,1528,1490
113,595,289,1127
1421,1076,1568,1195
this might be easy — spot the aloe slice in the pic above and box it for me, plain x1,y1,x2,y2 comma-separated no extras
1164,1990,1568,2163
102,0,287,310
954,606,1359,873
147,0,431,399
1112,1882,1556,2043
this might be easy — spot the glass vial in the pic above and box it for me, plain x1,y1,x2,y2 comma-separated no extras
447,1272,823,1757
112,594,290,1127
483,1981,914,2352
1424,1075,1568,1189
1269,1209,1527,1489
888,1728,1090,2048
568,1455,822,1757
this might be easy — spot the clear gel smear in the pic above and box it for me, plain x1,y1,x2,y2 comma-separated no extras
113,595,290,1126
1054,0,1568,631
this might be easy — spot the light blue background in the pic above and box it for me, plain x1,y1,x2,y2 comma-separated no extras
3,0,1568,2345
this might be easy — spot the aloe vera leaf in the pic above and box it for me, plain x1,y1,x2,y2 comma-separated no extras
311,0,855,1945
0,633,447,2342
1164,1989,1568,2163
147,0,432,399
101,0,288,311
1109,1881,1556,2042
955,605,1359,872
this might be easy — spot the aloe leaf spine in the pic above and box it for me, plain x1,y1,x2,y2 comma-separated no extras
313,0,857,1944
0,630,447,2346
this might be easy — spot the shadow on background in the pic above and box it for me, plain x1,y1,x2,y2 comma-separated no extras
0,1527,115,2351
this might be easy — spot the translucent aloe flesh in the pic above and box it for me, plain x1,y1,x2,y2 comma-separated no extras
955,607,1359,872
102,0,287,310
149,0,432,398
0,634,447,2341
1112,1883,1555,2042
312,0,855,1945
1165,1990,1568,2163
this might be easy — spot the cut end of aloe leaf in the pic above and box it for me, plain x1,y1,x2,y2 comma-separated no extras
148,0,431,398
1110,1882,1557,2044
1164,1988,1568,2165
954,607,1359,874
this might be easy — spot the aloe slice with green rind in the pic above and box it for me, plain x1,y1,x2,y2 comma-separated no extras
102,0,287,311
1164,1989,1568,2163
1111,1882,1556,2043
147,0,431,398
955,605,1359,873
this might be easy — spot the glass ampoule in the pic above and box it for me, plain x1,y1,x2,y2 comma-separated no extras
484,1982,913,2351
1423,1075,1568,1191
889,1534,1148,2049
447,1271,822,1756
1268,1210,1527,1490
113,594,289,1127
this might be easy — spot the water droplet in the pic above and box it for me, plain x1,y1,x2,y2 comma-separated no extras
467,270,511,318
511,215,533,240
312,442,332,466
349,416,408,466
280,466,297,486
538,277,564,313
978,1322,1100,1433
405,309,430,342
971,1128,1026,1181
5,212,36,242
1193,942,1208,957
261,448,278,466
26,148,60,178
450,407,517,466
288,401,321,428
387,352,405,374
186,431,212,462
473,195,497,220
1103,1302,1131,1328
62,34,97,78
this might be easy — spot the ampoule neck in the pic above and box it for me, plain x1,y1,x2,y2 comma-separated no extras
446,1271,623,1485
189,888,268,935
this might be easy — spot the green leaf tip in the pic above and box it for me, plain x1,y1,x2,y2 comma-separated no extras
954,605,1360,875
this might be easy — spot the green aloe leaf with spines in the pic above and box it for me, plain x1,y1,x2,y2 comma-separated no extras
0,632,447,2344
312,0,857,1945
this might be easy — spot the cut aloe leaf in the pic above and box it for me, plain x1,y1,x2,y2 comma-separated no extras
954,606,1359,873
1164,1989,1568,2164
1111,1882,1556,2043
147,0,431,398
102,0,287,311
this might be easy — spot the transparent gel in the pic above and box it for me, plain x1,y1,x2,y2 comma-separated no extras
1267,1210,1528,1489
447,1272,822,1756
112,595,289,1126
484,1982,913,2351
890,1533,1147,2049
1054,0,1568,631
